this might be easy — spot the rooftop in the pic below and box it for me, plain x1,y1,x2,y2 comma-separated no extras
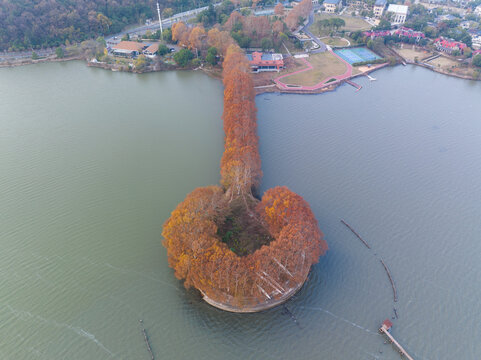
324,0,341,5
246,52,284,66
112,41,145,52
387,4,408,15
435,37,467,49
374,0,387,6
144,43,159,54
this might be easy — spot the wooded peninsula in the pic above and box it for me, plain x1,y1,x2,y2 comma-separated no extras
162,41,328,312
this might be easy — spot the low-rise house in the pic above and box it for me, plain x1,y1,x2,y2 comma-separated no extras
246,52,284,72
475,5,481,16
143,43,159,58
435,14,457,23
395,27,425,40
373,0,387,18
364,27,425,41
323,0,343,13
434,37,467,54
364,30,392,38
111,41,146,57
460,21,474,30
348,0,369,10
422,0,447,4
387,4,409,25
471,35,481,49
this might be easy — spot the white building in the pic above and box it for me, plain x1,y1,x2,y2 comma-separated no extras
387,4,409,25
472,34,481,50
475,5,481,17
373,0,387,18
323,0,342,13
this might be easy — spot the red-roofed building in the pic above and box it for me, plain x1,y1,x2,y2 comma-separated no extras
435,37,467,55
364,28,426,42
382,319,393,331
111,41,146,57
246,52,284,72
364,30,391,39
395,27,425,40
143,43,159,58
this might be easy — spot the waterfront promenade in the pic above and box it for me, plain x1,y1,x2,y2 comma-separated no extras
274,51,353,91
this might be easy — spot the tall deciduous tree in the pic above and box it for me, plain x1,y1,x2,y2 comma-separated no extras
188,26,206,51
274,3,285,16
285,0,312,30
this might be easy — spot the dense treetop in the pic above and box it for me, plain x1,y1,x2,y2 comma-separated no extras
0,0,213,51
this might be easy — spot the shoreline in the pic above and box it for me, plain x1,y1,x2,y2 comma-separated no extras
0,55,84,68
1,52,478,95
201,268,310,313
390,46,481,82
406,60,481,81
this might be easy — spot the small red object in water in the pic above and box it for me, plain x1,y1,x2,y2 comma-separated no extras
382,319,393,330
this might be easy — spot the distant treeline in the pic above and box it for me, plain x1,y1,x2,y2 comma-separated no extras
0,0,214,51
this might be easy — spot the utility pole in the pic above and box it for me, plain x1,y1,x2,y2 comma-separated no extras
156,2,163,36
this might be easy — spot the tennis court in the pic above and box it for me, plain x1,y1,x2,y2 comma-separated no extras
334,47,381,64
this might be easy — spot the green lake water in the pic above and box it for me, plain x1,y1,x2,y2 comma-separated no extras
1,61,481,359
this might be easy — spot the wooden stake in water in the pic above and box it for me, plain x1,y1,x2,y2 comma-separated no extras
139,319,155,360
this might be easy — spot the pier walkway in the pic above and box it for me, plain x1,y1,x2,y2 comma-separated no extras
379,320,414,360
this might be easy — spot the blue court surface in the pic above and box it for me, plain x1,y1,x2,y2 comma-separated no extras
334,47,381,64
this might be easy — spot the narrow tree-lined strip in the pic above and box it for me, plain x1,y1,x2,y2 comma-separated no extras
162,41,327,311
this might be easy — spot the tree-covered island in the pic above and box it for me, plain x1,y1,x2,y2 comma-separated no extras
162,43,328,312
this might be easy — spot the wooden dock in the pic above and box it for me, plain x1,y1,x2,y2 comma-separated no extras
345,79,362,91
379,319,414,360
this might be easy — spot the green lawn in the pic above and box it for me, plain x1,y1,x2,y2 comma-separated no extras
313,14,372,36
426,56,459,70
321,36,350,47
394,47,434,62
280,52,347,86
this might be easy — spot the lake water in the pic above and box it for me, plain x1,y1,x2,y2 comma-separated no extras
1,62,481,359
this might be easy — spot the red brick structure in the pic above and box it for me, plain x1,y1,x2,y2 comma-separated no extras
246,52,284,72
435,37,467,55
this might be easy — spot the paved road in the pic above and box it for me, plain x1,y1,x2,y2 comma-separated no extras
302,11,327,53
106,4,221,45
0,48,57,61
1,4,219,60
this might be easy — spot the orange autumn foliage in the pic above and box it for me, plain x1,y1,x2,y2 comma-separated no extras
285,0,312,30
162,184,326,306
188,25,206,51
162,41,327,309
242,16,271,41
274,2,285,16
172,22,189,46
220,45,261,195
207,28,234,55
224,11,244,32
172,23,234,58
